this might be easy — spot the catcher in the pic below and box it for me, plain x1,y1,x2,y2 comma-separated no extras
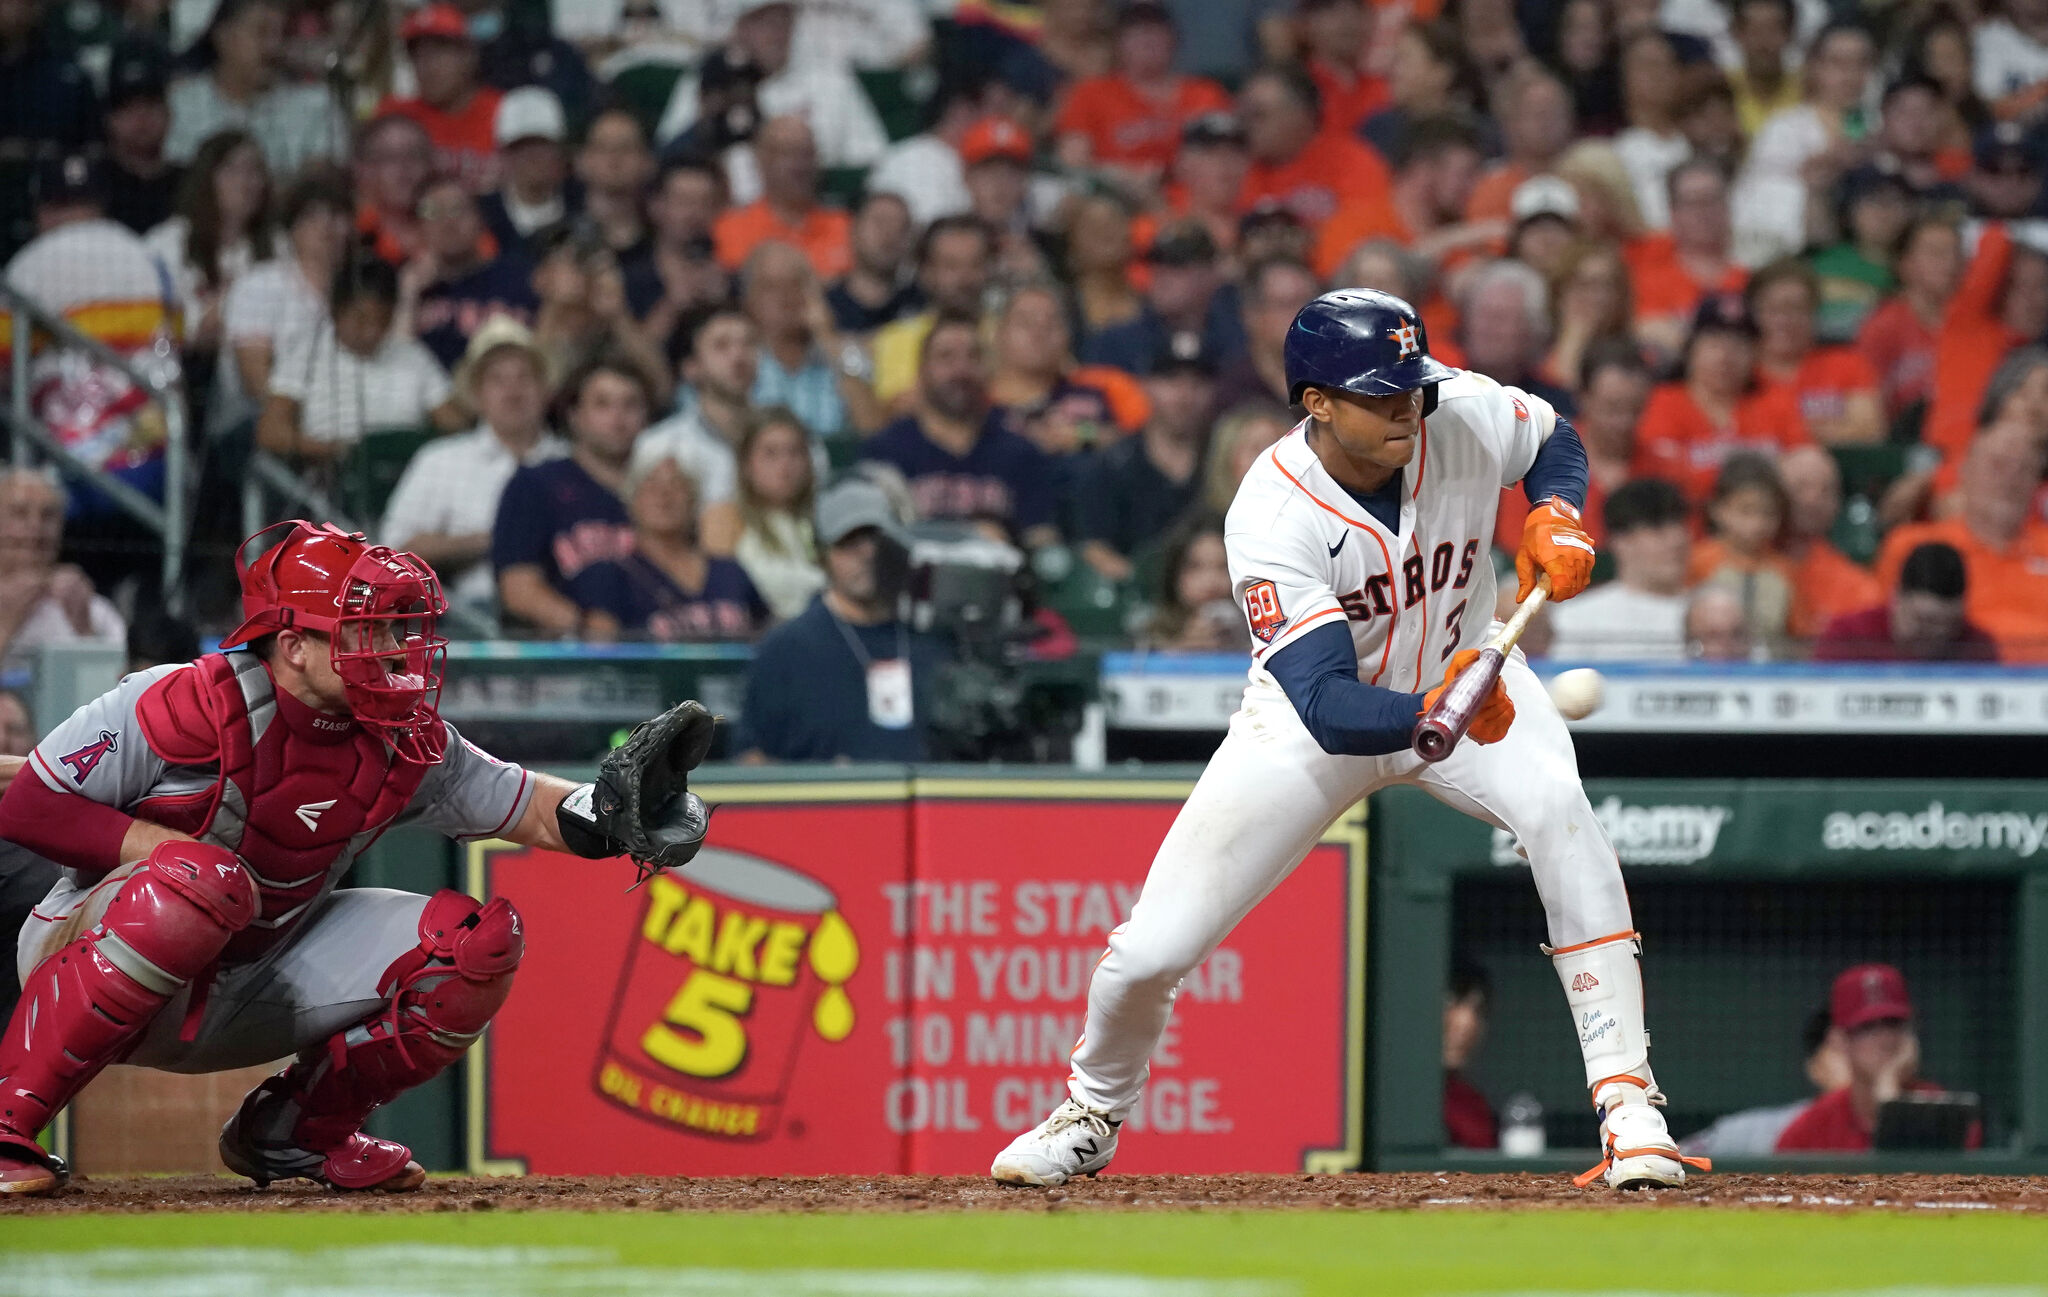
0,521,714,1195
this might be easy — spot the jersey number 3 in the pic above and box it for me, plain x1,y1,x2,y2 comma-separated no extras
1245,580,1286,644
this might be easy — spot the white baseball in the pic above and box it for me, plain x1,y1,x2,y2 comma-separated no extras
1548,668,1605,720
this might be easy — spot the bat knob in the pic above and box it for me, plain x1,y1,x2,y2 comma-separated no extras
1413,722,1453,763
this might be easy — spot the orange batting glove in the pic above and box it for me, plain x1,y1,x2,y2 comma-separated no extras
1516,496,1596,603
1421,649,1516,745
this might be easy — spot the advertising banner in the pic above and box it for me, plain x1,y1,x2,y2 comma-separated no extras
471,779,1367,1175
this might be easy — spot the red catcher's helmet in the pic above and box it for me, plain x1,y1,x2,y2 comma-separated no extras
220,520,450,764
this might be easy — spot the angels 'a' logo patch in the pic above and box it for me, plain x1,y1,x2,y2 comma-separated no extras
1244,579,1287,644
58,730,119,785
1387,323,1420,359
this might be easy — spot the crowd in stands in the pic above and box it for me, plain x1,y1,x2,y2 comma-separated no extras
6,0,2048,683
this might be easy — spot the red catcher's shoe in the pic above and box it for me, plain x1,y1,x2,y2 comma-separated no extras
0,1134,69,1196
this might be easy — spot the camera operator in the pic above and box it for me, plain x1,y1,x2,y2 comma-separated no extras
738,476,947,762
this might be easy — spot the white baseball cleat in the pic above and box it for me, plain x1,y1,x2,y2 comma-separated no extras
990,1098,1120,1186
1576,1082,1709,1190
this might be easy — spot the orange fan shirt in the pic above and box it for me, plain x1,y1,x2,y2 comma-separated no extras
377,89,504,193
1055,73,1231,171
1631,381,1810,506
1875,515,2048,662
1756,346,1881,437
1242,131,1393,233
1308,58,1390,135
1786,538,1883,640
712,202,854,280
1925,222,2032,462
1624,234,1748,326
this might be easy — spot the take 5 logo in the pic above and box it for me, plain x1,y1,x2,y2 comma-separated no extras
1244,579,1287,643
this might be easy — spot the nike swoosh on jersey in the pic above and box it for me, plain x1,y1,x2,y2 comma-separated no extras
1326,533,1348,558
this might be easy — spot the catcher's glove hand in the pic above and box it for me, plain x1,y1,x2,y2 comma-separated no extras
557,700,716,883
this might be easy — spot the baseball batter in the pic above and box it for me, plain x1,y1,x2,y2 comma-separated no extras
992,290,1709,1191
0,521,715,1195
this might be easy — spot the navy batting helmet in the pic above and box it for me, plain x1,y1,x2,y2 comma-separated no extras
1284,289,1455,404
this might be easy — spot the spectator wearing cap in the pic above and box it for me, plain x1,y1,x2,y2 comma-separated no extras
1214,255,1320,410
1612,32,1690,230
1975,0,2048,123
1632,294,1809,506
1548,477,1692,660
1076,331,1215,582
1157,112,1250,259
1747,258,1883,446
743,239,883,437
145,130,273,380
0,470,126,675
1923,221,2048,464
988,282,1149,457
962,118,1052,283
738,475,946,763
1815,541,1996,661
1464,68,1576,226
1806,169,1914,345
1722,0,1800,137
826,191,919,338
564,455,769,642
491,357,650,635
1682,1007,1848,1159
1053,2,1230,193
1777,444,1881,638
353,114,437,266
1732,22,1878,265
1457,259,1575,414
1507,176,1583,281
1876,423,2048,661
376,4,503,192
103,42,181,237
258,258,463,467
382,316,568,611
1776,964,1980,1153
1314,112,1490,278
860,313,1059,545
165,0,347,179
711,116,851,281
4,156,170,521
576,107,656,261
405,174,538,370
1239,62,1393,235
1856,214,1961,423
625,158,733,355
656,0,888,204
1967,122,2047,221
1295,0,1386,137
870,216,996,407
1079,220,1248,376
480,87,581,258
1624,158,1747,358
526,222,672,404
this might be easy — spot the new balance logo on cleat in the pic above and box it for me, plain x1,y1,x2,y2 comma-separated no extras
1571,972,1600,992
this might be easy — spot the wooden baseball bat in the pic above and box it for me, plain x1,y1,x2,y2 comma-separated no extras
1411,573,1550,763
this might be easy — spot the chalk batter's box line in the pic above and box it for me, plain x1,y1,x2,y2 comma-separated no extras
462,783,1372,1177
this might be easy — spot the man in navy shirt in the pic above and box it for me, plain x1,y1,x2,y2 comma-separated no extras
411,176,539,368
1075,331,1216,582
860,312,1059,546
740,477,947,762
1078,221,1248,376
490,357,646,635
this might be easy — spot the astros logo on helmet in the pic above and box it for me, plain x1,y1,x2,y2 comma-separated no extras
1388,323,1419,358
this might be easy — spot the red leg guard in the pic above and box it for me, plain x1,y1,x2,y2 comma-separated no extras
220,891,521,1190
0,843,255,1184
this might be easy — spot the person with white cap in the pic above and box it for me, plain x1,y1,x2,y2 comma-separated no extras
480,86,583,257
1507,174,1584,280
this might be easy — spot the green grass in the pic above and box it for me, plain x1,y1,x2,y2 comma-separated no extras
4,1209,2048,1295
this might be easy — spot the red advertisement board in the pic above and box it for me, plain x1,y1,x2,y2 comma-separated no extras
470,778,1365,1176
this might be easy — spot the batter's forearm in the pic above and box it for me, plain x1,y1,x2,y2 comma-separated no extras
1521,417,1588,508
1267,623,1429,756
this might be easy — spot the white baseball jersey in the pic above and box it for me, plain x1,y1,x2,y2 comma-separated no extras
1224,371,1559,696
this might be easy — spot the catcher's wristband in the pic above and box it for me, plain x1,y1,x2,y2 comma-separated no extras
555,782,617,859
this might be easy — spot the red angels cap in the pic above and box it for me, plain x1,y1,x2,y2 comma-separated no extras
1830,962,1913,1032
961,117,1033,167
401,3,471,43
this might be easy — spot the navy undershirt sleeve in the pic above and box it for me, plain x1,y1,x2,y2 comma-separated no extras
1520,416,1589,508
1265,621,1431,756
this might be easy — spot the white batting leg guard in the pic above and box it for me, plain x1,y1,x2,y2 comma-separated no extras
1548,931,1708,1190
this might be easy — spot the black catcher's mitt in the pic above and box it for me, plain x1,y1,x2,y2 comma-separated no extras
557,700,716,882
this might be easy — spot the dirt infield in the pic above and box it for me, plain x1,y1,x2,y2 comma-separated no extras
3,1171,2044,1215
